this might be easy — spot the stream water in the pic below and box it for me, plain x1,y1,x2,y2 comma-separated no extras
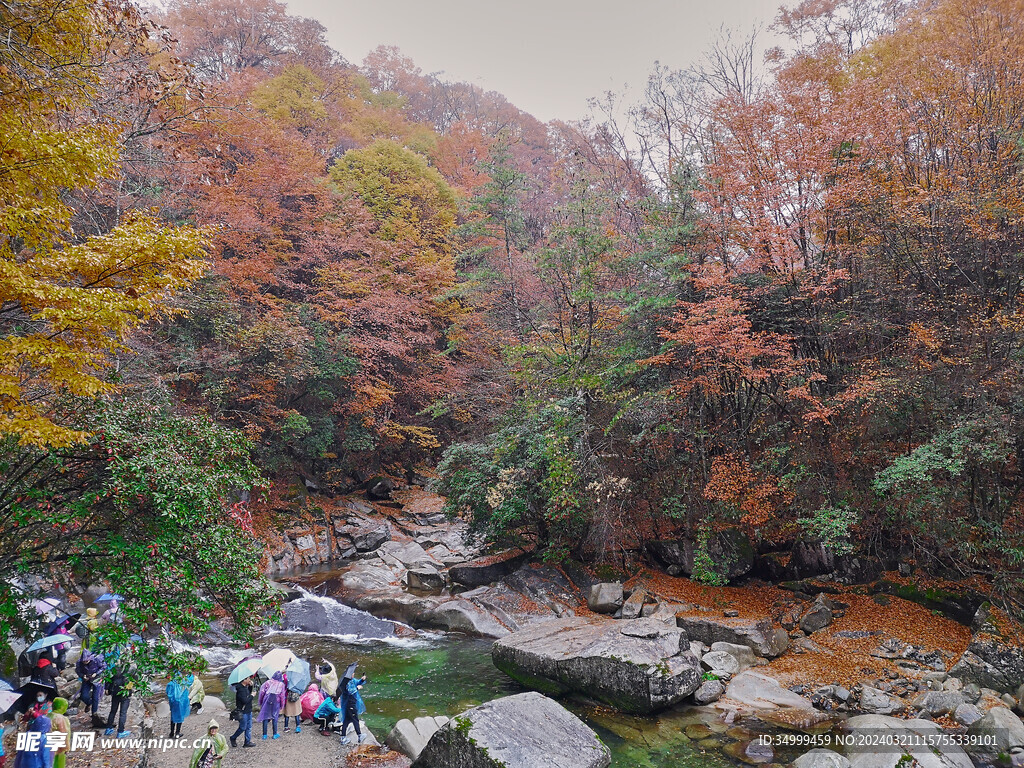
197,588,809,768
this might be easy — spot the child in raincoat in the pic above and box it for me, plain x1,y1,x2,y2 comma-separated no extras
48,699,70,768
166,675,191,738
299,683,324,724
12,714,52,768
315,661,338,697
188,719,228,768
257,672,286,739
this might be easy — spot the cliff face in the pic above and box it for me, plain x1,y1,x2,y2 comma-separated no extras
259,487,455,574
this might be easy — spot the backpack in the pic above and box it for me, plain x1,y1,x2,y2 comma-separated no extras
108,668,128,697
287,690,300,703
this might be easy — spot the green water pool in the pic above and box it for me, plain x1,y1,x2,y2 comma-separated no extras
200,631,803,768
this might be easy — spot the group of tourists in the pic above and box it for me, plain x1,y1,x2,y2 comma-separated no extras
5,596,374,768
222,658,368,749
2,596,129,768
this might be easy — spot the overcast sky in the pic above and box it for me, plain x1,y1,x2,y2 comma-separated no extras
283,0,784,122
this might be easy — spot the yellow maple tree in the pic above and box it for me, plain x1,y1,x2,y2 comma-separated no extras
0,0,208,447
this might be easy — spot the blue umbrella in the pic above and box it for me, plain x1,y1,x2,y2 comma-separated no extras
285,657,310,693
0,679,13,692
227,657,263,686
26,635,72,653
96,593,123,603
44,613,80,635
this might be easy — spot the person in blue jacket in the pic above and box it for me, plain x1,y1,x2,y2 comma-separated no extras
340,674,367,745
313,695,341,733
12,714,53,768
166,674,191,738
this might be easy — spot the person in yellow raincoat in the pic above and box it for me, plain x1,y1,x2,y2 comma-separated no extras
189,674,206,714
315,661,338,697
189,719,229,768
49,698,71,768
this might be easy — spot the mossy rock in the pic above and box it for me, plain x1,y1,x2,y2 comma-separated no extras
872,580,983,624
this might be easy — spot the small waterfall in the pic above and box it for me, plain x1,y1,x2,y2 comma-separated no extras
276,587,437,646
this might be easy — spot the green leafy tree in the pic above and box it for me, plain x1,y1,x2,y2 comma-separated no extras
0,395,279,686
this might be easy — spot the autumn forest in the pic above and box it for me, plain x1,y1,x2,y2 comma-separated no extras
4,0,1024,656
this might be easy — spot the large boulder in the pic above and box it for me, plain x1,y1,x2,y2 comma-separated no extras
967,706,1024,752
702,650,741,676
413,692,610,768
427,599,511,637
353,525,391,552
587,583,623,614
379,540,434,569
365,476,396,500
407,564,446,593
950,632,1024,693
912,691,964,717
388,716,449,760
694,679,726,704
790,539,836,578
799,596,834,634
620,589,648,620
858,686,903,715
492,617,701,714
449,549,532,588
844,715,972,768
676,613,789,658
833,555,883,585
647,528,754,582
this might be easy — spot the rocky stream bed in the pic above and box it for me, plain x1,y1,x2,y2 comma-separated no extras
28,486,1024,768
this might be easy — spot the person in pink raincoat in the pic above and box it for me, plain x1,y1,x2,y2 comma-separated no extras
298,683,324,724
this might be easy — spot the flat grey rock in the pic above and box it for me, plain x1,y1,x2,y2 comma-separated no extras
413,692,610,768
726,671,814,710
492,617,700,714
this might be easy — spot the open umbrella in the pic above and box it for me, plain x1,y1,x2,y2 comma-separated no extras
1,689,22,713
33,598,62,615
95,593,123,603
259,648,295,676
227,657,263,686
44,613,80,635
285,657,310,693
26,634,73,653
12,681,57,714
0,679,13,692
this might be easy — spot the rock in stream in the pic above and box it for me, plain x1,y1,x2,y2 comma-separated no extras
491,617,701,714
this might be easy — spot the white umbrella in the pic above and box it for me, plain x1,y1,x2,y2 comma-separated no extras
0,690,20,713
259,648,295,676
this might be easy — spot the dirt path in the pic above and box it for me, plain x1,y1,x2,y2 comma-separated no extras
55,696,396,768
143,700,380,768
